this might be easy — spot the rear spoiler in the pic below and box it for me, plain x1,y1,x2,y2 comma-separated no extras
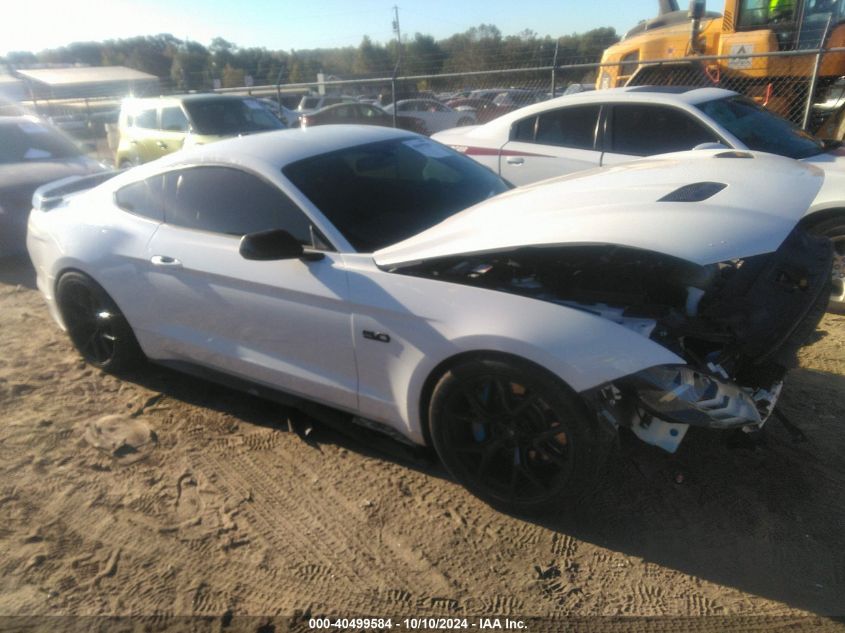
32,170,119,211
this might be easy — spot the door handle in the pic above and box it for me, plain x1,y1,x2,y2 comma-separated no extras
156,141,168,149
506,156,524,165
150,255,181,267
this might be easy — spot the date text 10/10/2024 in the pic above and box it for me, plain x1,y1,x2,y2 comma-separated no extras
308,617,527,630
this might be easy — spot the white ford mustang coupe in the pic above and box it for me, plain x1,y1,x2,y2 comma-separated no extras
27,126,832,513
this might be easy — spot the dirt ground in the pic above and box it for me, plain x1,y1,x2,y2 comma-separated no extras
1,255,844,630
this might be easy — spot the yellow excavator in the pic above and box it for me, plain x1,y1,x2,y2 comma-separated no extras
597,0,845,137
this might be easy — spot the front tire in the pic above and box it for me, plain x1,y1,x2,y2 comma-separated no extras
56,272,143,372
428,357,605,514
808,218,845,313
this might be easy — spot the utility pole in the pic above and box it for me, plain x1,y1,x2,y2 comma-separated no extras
392,5,402,69
391,5,402,128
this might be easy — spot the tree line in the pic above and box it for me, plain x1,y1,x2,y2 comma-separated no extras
1,25,619,91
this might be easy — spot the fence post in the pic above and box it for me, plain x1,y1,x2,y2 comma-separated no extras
803,17,832,130
391,76,397,128
275,66,284,111
551,40,560,98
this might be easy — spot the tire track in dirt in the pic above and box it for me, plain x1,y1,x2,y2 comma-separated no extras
279,448,460,595
193,437,464,612
3,268,844,620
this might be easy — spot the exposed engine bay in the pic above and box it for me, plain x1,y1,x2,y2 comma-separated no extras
395,227,833,452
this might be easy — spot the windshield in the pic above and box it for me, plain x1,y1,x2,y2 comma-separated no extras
283,137,510,252
738,0,845,25
183,98,284,135
696,96,826,159
737,0,845,46
804,0,845,21
0,120,82,164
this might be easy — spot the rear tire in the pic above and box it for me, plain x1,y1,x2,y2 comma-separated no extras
428,357,607,515
56,272,143,372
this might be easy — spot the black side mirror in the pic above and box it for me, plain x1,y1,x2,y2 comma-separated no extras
239,229,306,261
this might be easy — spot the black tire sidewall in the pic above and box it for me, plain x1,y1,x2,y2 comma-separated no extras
56,272,142,373
428,357,603,515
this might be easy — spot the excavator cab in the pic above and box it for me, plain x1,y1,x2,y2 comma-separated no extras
735,0,844,49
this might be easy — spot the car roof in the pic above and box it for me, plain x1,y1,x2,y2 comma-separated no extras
142,125,415,172
121,94,256,107
472,86,738,133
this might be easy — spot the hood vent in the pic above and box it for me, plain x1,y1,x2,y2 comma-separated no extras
659,181,727,203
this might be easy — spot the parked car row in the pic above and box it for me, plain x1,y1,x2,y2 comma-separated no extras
115,94,286,167
298,102,428,135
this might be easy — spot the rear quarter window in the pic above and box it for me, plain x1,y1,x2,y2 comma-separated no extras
531,105,601,150
114,175,165,221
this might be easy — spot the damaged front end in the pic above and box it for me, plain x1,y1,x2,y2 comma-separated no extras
396,226,832,452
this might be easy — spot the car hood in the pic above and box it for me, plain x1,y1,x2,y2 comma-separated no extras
374,150,824,268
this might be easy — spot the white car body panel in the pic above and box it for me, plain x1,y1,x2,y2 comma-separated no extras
342,254,683,443
384,100,474,135
499,142,601,186
375,151,824,268
135,225,358,410
802,146,845,214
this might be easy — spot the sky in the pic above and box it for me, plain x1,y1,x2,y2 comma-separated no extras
0,0,661,55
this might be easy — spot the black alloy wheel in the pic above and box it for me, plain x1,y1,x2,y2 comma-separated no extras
429,358,602,514
56,272,142,372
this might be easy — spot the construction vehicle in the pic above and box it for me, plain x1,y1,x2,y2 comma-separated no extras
597,0,845,137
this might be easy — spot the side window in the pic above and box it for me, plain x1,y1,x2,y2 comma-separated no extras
511,116,538,142
114,175,165,221
335,105,355,119
534,105,600,150
161,107,189,132
134,108,156,129
359,105,378,118
163,167,313,243
610,105,719,156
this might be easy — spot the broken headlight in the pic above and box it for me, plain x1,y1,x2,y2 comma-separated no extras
627,364,762,429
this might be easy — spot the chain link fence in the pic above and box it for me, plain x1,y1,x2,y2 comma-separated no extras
260,47,845,134
6,47,845,163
